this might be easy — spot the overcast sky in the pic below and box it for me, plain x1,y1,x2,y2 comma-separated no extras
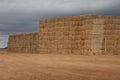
0,0,120,48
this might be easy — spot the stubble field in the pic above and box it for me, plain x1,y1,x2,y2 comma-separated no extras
0,50,120,80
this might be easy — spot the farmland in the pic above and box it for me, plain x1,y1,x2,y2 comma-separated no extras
0,50,120,80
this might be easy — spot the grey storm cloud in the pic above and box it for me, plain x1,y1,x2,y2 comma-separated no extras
0,0,120,48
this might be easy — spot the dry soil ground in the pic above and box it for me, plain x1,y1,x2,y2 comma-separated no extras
0,50,120,80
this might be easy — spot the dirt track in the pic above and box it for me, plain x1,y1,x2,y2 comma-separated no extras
0,51,120,80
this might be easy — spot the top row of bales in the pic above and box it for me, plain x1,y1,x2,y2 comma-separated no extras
40,15,120,23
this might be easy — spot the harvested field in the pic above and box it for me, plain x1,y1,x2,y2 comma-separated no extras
0,50,120,80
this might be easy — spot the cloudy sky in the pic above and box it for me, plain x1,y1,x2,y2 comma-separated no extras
0,0,120,48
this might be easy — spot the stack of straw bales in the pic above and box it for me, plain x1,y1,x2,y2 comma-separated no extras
8,14,120,55
39,15,120,55
8,33,38,53
103,16,120,55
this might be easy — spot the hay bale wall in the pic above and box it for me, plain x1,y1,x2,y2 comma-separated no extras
8,33,38,53
7,15,120,55
39,15,120,55
103,17,120,55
